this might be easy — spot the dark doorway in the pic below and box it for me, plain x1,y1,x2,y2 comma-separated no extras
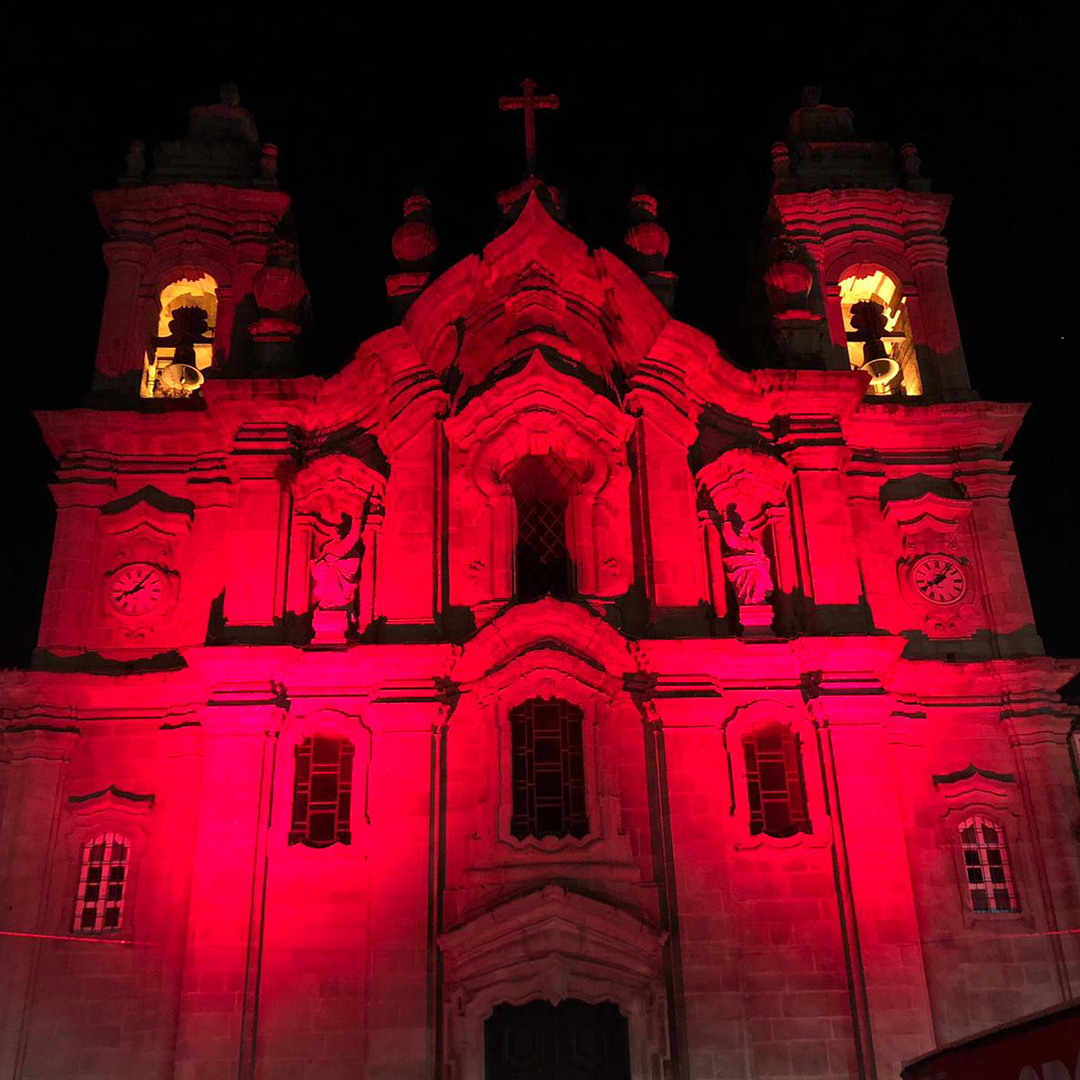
485,999,630,1080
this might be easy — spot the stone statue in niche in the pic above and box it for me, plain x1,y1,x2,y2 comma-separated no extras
311,496,379,633
697,447,793,637
719,505,774,604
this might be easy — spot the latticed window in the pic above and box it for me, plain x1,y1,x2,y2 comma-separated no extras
290,734,354,847
509,455,575,600
742,722,810,838
960,815,1019,913
73,832,129,933
510,697,588,840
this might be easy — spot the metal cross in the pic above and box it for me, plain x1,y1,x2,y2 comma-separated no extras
498,78,560,176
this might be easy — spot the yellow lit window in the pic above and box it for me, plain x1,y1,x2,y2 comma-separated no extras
838,269,921,396
141,273,218,398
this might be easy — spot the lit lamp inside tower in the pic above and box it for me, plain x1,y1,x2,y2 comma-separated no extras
838,269,921,395
848,300,900,389
142,273,218,397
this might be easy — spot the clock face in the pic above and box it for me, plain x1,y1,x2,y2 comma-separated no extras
107,562,167,616
911,554,967,606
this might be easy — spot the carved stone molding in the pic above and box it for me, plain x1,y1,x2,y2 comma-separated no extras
439,886,669,1080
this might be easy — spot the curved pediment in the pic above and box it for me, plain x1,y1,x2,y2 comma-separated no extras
400,193,671,402
443,349,634,464
452,597,636,687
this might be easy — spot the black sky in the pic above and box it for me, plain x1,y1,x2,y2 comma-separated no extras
3,27,1077,691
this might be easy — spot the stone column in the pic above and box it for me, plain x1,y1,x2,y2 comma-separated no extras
785,443,866,631
94,240,153,387
1003,709,1080,998
908,247,971,400
814,695,937,1079
171,693,283,1080
222,429,291,631
0,724,79,1079
963,473,1040,649
630,406,704,619
378,418,443,630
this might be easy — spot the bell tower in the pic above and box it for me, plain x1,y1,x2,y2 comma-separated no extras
761,87,972,401
91,84,303,396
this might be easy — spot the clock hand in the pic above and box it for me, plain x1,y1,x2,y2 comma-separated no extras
117,572,153,599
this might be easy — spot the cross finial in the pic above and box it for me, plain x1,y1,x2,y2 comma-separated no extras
498,78,560,176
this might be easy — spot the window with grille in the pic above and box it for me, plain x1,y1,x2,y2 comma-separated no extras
73,832,129,933
742,722,810,838
510,697,588,840
509,455,575,600
289,734,354,847
960,815,1019,913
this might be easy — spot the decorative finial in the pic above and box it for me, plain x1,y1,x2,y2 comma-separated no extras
498,78,560,176
899,143,922,179
801,85,822,108
391,188,439,267
220,82,240,107
387,187,439,316
770,141,791,178
623,186,676,311
624,187,670,261
122,139,146,185
260,144,279,182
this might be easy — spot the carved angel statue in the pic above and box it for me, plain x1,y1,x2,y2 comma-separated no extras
310,497,378,625
720,506,774,605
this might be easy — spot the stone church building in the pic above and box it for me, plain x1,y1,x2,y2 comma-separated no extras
1,84,1077,1080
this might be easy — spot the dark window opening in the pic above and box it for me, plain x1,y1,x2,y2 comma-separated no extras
485,999,630,1080
510,697,588,840
290,734,354,847
510,455,575,600
742,721,810,838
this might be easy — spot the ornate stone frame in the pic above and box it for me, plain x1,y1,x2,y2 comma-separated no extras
469,652,635,879
59,785,155,938
932,764,1033,931
719,700,831,851
883,490,983,638
268,707,372,863
97,488,193,645
439,885,669,1080
443,350,636,623
453,600,638,881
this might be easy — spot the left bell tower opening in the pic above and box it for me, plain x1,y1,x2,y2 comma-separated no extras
142,273,218,397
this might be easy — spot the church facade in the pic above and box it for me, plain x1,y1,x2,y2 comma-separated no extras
1,85,1078,1080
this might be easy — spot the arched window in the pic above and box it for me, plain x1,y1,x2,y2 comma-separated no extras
742,722,810,838
509,697,588,840
509,455,575,601
73,832,129,933
141,272,218,398
959,815,1019,913
839,268,921,397
289,734,355,847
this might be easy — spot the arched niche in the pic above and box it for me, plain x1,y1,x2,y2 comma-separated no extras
696,447,795,633
824,252,923,397
286,453,387,638
439,886,669,1080
443,350,635,623
141,271,220,398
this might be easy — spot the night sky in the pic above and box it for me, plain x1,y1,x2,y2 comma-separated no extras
4,29,1077,692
